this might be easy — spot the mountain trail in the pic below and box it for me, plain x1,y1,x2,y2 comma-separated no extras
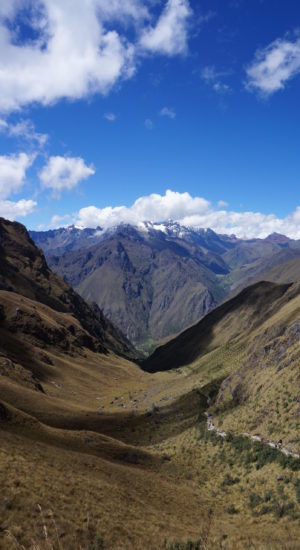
205,412,300,460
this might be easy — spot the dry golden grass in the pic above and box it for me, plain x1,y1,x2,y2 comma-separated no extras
1,284,300,548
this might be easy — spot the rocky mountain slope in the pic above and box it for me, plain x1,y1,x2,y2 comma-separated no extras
30,222,300,350
231,255,300,294
0,217,137,359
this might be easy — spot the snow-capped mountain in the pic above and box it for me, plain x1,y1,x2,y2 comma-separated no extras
30,222,300,351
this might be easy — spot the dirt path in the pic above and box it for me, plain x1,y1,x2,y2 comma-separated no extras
205,412,300,460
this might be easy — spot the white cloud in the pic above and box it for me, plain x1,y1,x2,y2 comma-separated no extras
0,118,48,147
140,0,192,56
49,213,73,227
145,118,154,129
246,37,300,95
0,0,192,113
96,0,149,22
0,1,136,112
160,106,176,119
0,153,34,199
0,151,36,221
39,156,95,195
104,112,117,121
76,189,210,229
74,189,300,239
0,198,37,220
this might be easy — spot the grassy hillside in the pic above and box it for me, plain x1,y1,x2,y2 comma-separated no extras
214,283,300,445
2,287,300,549
2,219,300,548
141,280,300,455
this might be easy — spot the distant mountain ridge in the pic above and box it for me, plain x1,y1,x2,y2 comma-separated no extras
30,222,300,350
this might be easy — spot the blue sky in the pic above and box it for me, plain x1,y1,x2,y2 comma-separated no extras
0,0,300,238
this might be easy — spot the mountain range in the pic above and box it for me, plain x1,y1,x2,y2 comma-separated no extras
31,222,300,351
1,216,300,548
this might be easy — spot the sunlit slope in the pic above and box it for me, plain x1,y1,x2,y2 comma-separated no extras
213,282,300,446
143,280,300,450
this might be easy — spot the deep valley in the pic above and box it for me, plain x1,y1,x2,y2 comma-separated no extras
1,217,300,549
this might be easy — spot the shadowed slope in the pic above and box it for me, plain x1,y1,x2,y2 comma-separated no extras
142,281,294,372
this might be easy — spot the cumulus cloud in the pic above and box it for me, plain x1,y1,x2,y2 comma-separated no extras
0,1,136,112
76,189,209,229
0,0,192,113
0,118,48,147
39,156,95,195
160,106,176,119
0,153,34,199
0,198,37,220
140,0,192,56
246,36,300,95
74,189,300,239
49,213,73,227
0,151,36,221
